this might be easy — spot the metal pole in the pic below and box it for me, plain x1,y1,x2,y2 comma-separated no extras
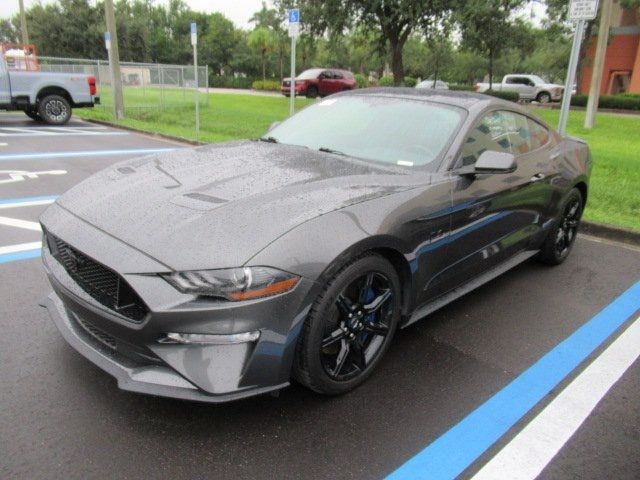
194,48,199,139
289,36,296,116
159,64,164,109
18,0,29,45
558,20,585,136
584,0,613,129
104,0,124,119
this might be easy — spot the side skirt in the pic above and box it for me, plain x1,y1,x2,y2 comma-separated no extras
403,249,539,328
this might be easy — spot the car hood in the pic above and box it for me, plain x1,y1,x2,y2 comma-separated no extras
539,83,563,89
56,141,423,271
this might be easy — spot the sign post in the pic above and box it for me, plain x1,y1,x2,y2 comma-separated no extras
288,9,300,117
558,0,599,136
191,22,199,140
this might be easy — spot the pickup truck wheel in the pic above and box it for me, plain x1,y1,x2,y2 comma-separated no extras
24,108,42,122
38,95,71,125
536,91,551,104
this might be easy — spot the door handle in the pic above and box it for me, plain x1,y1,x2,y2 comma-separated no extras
530,173,546,182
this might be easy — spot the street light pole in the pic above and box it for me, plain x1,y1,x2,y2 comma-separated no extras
104,0,124,120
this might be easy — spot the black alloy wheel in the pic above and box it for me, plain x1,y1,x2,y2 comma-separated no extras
537,188,583,265
294,254,401,394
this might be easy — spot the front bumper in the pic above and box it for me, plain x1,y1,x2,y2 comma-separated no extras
40,205,318,403
43,291,287,402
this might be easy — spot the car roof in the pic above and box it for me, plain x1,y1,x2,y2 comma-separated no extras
337,87,500,109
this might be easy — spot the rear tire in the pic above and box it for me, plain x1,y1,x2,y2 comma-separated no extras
537,188,583,265
293,254,401,395
38,94,71,125
306,85,319,98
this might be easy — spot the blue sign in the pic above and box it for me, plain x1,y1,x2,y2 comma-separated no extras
190,22,197,34
288,9,300,23
104,32,111,42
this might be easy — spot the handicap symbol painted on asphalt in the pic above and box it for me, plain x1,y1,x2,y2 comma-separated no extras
0,169,67,185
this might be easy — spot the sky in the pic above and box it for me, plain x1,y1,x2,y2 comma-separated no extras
1,1,547,29
0,0,269,28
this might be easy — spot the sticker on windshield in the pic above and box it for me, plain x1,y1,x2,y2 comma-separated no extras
319,99,337,106
397,160,414,167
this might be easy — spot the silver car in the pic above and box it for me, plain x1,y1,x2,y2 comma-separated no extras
416,79,449,90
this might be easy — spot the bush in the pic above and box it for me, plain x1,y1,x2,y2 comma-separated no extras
570,94,640,110
449,84,475,91
354,73,367,88
378,76,394,87
252,79,281,91
484,90,519,102
209,75,254,89
403,76,417,87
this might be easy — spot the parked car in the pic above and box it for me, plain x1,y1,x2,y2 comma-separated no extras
281,68,357,98
41,88,591,403
0,52,99,124
475,74,564,103
416,79,449,90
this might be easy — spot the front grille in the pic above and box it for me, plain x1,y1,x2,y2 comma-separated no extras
46,232,148,322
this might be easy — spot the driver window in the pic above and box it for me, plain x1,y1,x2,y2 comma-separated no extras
321,71,332,79
459,111,513,166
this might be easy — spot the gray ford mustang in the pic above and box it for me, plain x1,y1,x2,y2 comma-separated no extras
41,89,591,402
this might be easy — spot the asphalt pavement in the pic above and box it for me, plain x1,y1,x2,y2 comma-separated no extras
0,111,638,480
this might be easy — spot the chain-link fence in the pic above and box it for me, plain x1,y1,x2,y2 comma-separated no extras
38,56,209,110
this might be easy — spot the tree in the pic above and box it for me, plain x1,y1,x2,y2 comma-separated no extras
248,27,275,81
280,0,452,85
457,0,525,89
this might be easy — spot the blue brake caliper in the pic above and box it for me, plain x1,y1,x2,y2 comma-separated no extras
362,288,376,341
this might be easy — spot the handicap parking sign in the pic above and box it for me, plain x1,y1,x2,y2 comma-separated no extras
288,9,300,24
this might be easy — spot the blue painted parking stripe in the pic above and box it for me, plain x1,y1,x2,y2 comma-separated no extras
0,248,41,265
0,148,177,161
385,279,640,480
0,195,59,206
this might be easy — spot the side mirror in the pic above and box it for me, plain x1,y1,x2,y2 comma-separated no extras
461,150,517,176
267,121,281,132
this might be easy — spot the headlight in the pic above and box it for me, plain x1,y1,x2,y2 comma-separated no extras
161,267,299,301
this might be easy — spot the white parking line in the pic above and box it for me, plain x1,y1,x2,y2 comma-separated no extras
0,241,42,255
0,127,129,137
471,315,640,480
0,216,42,231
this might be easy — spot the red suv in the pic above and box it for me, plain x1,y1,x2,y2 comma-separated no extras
281,68,357,98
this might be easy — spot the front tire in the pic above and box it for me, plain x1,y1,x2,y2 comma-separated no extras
38,94,71,125
293,254,401,395
536,91,551,104
537,188,583,265
306,85,319,98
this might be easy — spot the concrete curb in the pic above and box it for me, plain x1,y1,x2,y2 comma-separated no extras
81,118,206,146
78,117,640,248
581,221,640,247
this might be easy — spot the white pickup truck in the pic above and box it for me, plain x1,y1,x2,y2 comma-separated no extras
475,74,564,103
0,52,99,125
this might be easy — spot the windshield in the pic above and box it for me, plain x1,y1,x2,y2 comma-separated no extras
297,69,324,80
265,96,464,169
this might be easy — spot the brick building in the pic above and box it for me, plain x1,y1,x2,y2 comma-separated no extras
580,2,640,94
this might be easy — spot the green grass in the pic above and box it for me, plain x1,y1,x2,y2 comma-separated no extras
531,108,640,231
78,90,640,231
78,86,313,143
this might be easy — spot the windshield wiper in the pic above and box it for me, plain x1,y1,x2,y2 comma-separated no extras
318,146,346,156
259,136,279,143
